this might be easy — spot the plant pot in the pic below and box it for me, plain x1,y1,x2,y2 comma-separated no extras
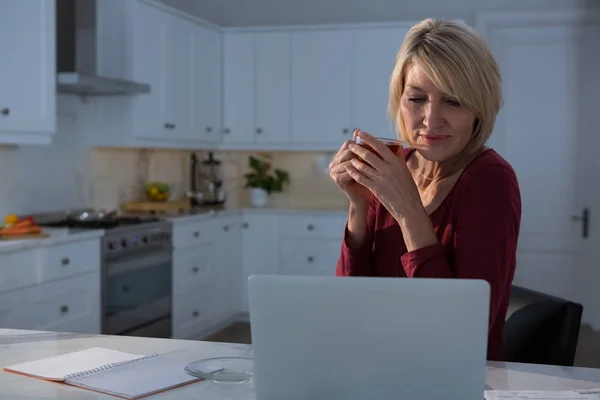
249,187,269,208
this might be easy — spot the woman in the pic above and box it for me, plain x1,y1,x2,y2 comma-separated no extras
329,18,521,361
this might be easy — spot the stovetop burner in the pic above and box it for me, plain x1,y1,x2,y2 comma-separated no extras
39,216,160,230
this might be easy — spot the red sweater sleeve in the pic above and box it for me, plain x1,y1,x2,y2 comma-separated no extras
335,194,379,276
400,164,521,328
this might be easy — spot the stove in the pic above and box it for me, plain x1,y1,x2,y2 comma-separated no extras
40,215,160,230
34,209,174,339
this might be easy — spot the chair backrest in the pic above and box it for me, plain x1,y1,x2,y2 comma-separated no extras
503,286,583,366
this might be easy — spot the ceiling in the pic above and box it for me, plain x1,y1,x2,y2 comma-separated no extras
159,0,591,28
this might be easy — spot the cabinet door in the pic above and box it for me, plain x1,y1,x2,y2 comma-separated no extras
192,25,222,143
353,27,409,140
222,33,255,143
165,14,194,138
291,30,353,145
216,215,243,320
129,0,169,138
240,214,279,313
0,0,55,137
255,32,292,144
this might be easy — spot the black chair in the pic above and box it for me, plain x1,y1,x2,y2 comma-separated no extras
503,285,584,366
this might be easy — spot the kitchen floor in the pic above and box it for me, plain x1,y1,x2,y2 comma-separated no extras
203,322,600,368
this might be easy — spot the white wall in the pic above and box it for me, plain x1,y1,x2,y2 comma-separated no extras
0,95,92,217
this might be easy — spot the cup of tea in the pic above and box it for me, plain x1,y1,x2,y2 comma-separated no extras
354,136,403,158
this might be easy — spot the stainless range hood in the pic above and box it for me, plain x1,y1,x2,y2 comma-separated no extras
56,0,151,96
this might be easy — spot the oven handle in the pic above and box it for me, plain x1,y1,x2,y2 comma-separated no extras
105,251,172,277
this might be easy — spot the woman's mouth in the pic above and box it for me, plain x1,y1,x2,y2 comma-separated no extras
419,134,452,146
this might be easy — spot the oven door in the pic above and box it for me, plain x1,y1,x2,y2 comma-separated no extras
102,249,172,338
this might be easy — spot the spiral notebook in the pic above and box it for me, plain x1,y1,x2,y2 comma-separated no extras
2,347,202,399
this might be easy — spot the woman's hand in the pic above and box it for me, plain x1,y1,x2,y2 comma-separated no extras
345,131,422,221
329,133,371,207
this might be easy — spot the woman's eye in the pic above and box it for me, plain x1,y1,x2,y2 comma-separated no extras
445,99,461,107
408,97,426,104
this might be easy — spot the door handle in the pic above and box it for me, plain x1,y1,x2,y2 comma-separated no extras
571,208,589,239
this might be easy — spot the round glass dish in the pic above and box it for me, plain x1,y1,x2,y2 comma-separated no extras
184,357,253,384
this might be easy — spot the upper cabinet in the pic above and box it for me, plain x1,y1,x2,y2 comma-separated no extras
221,31,292,148
88,0,222,149
221,24,412,151
291,29,354,147
0,0,56,145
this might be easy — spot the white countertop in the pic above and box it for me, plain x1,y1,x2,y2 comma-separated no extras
167,206,349,224
0,228,104,254
1,329,600,399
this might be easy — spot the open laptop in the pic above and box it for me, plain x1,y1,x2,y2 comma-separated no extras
248,275,490,400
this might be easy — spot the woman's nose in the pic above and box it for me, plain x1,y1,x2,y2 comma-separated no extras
423,103,444,128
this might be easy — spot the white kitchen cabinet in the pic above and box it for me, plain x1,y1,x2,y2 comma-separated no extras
0,0,56,145
192,24,222,144
171,214,241,339
216,214,243,320
352,26,409,139
291,29,354,146
278,213,347,276
0,237,102,334
290,25,414,148
172,210,348,330
219,24,413,151
221,31,292,148
172,243,218,339
239,213,280,313
90,0,222,149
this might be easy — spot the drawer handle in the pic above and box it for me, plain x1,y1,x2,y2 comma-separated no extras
61,257,70,266
307,224,314,231
193,231,200,238
60,305,69,313
192,266,199,273
223,225,229,231
1,107,9,116
192,310,199,317
242,222,249,229
307,256,314,263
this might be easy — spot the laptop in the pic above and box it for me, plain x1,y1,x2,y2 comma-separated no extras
248,275,490,400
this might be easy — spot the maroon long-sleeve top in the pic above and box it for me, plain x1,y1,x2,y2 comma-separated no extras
336,148,521,361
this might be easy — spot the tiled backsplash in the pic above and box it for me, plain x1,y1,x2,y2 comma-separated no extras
0,96,348,217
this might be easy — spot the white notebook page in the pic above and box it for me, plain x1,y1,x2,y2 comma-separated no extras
65,354,201,399
3,347,144,381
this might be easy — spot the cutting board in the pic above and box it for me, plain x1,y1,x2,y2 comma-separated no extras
0,233,50,240
121,200,190,214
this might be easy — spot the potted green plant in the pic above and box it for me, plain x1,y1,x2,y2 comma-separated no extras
243,153,290,207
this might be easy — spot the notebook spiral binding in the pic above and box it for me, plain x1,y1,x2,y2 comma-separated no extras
64,353,160,381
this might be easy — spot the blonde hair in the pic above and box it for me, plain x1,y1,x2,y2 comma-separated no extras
388,18,502,152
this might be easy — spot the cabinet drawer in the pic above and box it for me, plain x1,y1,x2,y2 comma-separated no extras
0,250,38,292
279,238,340,276
172,219,217,249
0,238,100,293
278,214,347,239
173,289,213,338
11,272,100,331
37,240,100,284
172,245,214,296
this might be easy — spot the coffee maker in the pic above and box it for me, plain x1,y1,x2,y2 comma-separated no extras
188,152,226,207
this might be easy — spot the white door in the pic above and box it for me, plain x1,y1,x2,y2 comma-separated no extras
0,0,55,135
476,10,600,327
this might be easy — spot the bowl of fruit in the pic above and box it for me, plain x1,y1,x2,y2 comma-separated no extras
144,181,173,202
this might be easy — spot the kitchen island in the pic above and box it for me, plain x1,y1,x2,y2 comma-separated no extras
1,328,600,399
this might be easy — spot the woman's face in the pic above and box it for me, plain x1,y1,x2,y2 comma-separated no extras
400,63,477,162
